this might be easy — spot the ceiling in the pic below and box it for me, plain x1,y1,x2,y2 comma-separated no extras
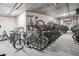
0,3,79,18
0,3,15,17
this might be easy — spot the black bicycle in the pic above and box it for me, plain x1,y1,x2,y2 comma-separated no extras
13,31,26,50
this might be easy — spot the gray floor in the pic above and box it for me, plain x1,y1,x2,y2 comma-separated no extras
0,30,79,56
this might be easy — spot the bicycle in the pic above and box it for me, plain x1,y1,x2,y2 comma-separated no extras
26,19,48,51
72,31,79,45
13,31,25,50
13,15,49,51
13,18,48,51
0,31,10,41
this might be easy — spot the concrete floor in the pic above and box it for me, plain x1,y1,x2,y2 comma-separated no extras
0,30,79,56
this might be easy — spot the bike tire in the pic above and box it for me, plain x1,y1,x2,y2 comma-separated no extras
37,36,48,51
36,20,45,30
41,36,48,48
13,39,25,50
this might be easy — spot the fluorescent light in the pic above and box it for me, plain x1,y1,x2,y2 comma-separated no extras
12,10,18,15
12,9,22,16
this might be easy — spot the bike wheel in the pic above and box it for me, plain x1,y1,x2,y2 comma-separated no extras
38,36,48,50
36,20,45,30
13,39,25,50
41,36,48,48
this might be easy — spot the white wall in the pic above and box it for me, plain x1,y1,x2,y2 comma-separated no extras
0,17,16,34
16,11,26,31
16,11,54,32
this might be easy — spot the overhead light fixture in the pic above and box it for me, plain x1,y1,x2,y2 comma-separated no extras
12,9,23,16
66,3,70,15
12,9,18,15
8,3,18,16
8,3,23,16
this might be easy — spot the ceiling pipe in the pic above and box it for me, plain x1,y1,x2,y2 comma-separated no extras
8,3,18,15
16,3,23,9
66,3,70,15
